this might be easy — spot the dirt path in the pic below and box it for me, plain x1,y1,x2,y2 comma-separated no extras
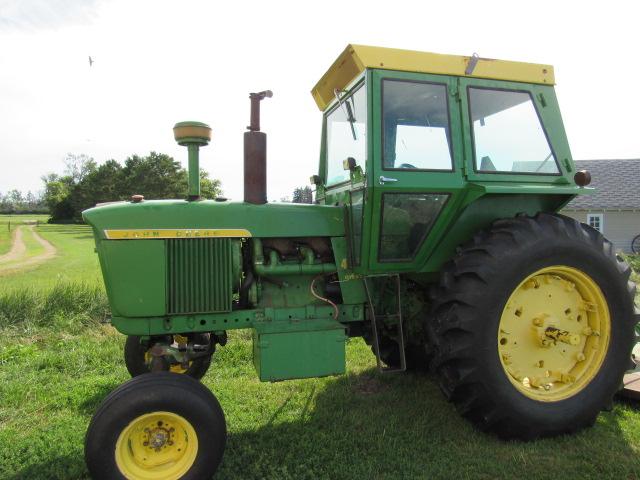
0,225,57,275
0,226,26,263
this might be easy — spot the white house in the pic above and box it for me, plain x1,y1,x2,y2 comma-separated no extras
562,159,640,253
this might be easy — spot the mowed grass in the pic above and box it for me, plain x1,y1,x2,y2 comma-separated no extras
0,223,638,479
0,214,49,256
0,223,102,290
0,301,639,480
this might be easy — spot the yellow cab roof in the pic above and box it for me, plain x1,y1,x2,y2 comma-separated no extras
311,44,555,111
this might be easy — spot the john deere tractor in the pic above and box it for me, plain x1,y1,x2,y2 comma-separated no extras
83,45,638,479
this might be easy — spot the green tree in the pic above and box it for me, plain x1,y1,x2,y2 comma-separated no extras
64,153,97,183
121,152,187,199
199,170,222,199
8,189,24,205
41,174,75,221
42,152,222,222
292,186,313,204
67,160,124,220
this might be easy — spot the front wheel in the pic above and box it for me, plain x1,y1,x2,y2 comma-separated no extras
428,213,637,439
85,373,226,480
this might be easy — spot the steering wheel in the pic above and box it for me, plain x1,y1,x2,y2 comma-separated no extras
398,163,416,169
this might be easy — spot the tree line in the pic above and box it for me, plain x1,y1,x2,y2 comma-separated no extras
42,153,222,222
0,190,47,214
4,152,313,222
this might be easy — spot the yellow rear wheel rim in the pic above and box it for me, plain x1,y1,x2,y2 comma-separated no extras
115,411,198,480
498,265,610,402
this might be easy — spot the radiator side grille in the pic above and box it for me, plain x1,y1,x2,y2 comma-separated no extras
167,238,233,314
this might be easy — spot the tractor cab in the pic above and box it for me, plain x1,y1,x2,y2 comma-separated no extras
311,45,580,276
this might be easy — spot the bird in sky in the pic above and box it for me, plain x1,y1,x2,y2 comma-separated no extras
88,56,94,67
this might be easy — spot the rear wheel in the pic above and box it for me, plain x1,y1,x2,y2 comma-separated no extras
428,213,637,439
85,373,226,480
125,334,213,380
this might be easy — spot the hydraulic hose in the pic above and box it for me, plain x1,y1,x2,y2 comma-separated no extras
310,274,339,320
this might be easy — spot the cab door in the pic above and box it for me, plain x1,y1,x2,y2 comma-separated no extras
367,69,465,273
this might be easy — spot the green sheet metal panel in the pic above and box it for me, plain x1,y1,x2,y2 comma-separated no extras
83,200,344,239
101,240,166,317
253,321,346,381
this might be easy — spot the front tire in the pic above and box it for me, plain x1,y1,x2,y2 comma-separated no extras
85,373,226,480
428,213,637,439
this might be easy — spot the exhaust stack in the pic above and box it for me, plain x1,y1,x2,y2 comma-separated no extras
173,121,212,201
244,90,272,204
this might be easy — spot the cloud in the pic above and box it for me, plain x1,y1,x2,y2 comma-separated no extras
0,0,103,31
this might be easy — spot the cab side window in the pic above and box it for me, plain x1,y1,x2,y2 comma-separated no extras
382,80,453,171
468,87,559,174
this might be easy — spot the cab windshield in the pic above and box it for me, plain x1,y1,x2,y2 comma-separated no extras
325,84,366,185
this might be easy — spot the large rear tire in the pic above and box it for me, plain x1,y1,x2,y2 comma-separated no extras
85,373,226,480
428,213,638,439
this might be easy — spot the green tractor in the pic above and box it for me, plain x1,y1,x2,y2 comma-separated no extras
83,45,638,479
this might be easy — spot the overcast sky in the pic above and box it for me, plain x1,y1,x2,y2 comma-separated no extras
1,0,638,201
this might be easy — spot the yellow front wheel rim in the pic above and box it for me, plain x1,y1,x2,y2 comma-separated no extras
498,266,611,402
115,411,198,480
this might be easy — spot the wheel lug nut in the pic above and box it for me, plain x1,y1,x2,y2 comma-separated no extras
576,353,586,362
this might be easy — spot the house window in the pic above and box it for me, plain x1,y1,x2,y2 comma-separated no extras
587,213,603,233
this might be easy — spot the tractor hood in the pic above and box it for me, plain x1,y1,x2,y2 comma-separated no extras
82,199,344,240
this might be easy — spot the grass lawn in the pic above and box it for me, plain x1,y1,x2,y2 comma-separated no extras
0,224,638,479
1,319,639,479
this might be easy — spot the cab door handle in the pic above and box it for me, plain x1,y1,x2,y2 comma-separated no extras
379,176,398,185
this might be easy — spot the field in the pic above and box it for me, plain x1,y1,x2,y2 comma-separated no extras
0,216,639,479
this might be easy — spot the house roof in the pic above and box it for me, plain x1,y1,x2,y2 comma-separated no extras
565,159,640,210
311,44,555,111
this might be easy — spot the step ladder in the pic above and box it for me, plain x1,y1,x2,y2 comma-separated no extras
363,273,406,373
